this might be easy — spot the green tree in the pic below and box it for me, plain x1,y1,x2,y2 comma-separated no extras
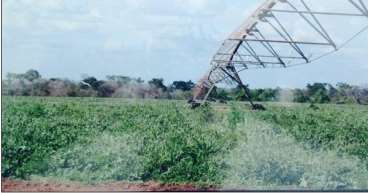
306,83,330,103
251,88,278,102
216,89,230,101
293,89,309,103
170,81,195,91
148,78,167,91
234,87,247,101
24,69,41,82
106,75,132,85
80,77,104,90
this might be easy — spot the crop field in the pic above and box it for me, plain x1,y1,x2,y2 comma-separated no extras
2,96,368,191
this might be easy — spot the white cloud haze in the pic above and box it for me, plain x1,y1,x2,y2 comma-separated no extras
3,0,368,88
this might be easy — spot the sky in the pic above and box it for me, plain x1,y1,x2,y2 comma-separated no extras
3,0,368,88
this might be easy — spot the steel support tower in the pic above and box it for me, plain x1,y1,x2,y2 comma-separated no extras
190,0,368,109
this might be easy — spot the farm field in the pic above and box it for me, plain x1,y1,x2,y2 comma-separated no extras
2,96,368,191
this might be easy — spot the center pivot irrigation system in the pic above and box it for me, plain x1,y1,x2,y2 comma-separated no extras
189,0,368,109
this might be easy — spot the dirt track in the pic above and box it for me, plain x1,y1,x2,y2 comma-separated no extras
2,178,215,192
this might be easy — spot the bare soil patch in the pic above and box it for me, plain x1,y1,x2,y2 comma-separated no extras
2,178,215,192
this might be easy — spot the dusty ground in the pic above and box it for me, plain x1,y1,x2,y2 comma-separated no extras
2,178,215,192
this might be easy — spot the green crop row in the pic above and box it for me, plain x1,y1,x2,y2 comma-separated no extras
2,97,368,189
253,104,368,166
2,97,236,185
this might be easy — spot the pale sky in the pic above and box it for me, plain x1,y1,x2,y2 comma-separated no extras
3,0,368,88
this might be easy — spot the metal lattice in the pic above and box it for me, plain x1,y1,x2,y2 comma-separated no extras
192,0,368,107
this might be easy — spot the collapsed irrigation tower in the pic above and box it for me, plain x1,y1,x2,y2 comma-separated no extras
190,0,368,109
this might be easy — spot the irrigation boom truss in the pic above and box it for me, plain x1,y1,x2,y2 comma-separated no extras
190,0,368,109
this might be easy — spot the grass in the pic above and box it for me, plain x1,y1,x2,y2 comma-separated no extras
2,97,368,190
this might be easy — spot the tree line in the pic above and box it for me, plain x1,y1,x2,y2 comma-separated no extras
3,69,368,105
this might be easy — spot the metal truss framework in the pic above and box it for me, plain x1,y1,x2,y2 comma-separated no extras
191,0,368,108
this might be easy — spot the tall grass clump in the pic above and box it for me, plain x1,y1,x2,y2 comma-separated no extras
223,111,368,190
